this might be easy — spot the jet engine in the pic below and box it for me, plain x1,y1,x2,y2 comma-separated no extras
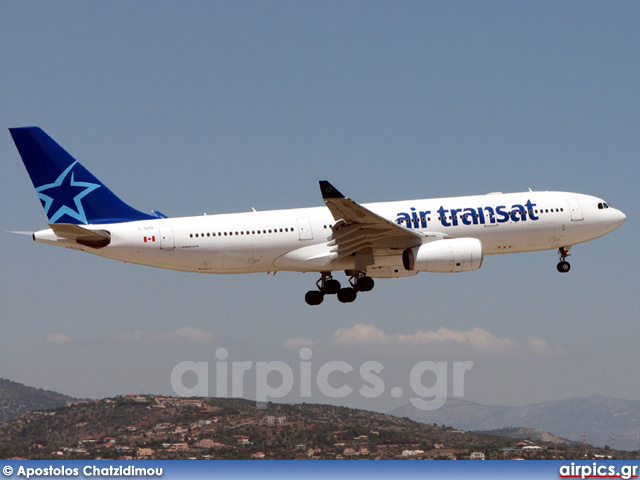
402,238,483,273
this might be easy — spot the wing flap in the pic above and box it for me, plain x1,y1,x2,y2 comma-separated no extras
319,181,425,261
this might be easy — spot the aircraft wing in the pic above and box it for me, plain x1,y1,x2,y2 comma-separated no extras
319,181,429,260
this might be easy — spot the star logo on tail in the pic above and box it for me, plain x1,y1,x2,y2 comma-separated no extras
36,161,101,224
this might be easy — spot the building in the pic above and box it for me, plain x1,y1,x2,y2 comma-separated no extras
196,439,215,449
262,416,287,425
171,443,189,452
125,394,148,403
522,445,543,451
137,448,154,458
401,450,424,457
236,436,252,446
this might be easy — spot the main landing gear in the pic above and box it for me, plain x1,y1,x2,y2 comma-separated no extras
305,271,375,305
557,246,571,273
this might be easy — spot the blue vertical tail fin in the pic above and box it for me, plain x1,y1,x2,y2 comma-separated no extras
10,127,158,225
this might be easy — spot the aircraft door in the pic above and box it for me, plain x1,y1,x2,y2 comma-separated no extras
566,198,584,221
481,205,498,227
297,217,313,240
160,225,175,249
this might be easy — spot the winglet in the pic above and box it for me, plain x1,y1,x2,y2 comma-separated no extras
319,180,345,199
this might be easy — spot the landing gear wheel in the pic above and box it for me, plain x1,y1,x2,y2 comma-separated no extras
355,276,374,292
337,287,357,303
324,279,341,295
557,246,572,273
305,290,324,306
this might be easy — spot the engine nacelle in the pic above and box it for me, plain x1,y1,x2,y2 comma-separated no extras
402,238,483,273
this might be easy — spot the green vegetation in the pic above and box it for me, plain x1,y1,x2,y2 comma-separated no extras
0,378,77,424
1,395,635,460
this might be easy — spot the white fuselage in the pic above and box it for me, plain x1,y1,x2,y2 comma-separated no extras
33,190,626,278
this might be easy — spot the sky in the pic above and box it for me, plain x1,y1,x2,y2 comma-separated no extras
1,2,639,416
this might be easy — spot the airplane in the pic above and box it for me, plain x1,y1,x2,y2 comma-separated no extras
9,127,626,305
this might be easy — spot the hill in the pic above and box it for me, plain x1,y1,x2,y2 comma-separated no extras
2,394,631,460
475,427,573,445
0,378,78,424
390,396,640,451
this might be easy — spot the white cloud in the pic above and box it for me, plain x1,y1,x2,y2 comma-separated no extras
524,336,563,355
47,327,217,346
284,324,562,356
331,324,391,345
116,327,217,345
283,337,317,350
166,326,217,344
396,327,520,351
115,330,146,343
46,333,74,344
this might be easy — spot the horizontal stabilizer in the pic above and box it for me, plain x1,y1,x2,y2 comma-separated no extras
50,223,111,248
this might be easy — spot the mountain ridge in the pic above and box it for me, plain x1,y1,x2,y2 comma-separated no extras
1,394,631,460
2,379,638,454
389,395,640,451
0,378,79,424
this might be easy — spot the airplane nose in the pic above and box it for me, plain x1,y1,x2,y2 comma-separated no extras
611,208,626,229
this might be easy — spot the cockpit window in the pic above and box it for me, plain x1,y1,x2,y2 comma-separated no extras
597,202,610,209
